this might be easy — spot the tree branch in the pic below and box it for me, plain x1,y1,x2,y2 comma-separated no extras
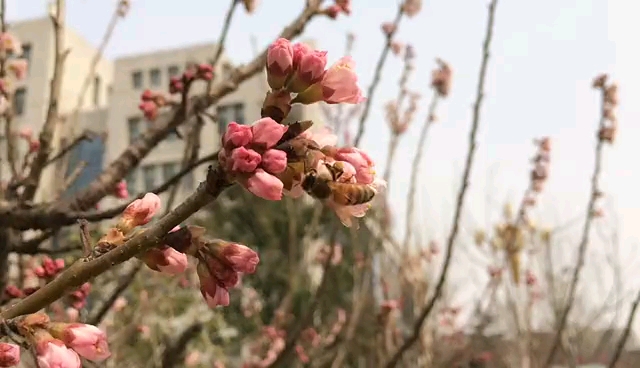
384,1,499,365
0,163,231,320
161,322,203,368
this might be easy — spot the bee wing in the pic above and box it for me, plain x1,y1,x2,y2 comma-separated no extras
277,163,304,191
328,182,356,205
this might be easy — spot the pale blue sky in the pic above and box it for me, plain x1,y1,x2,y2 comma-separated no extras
10,1,640,328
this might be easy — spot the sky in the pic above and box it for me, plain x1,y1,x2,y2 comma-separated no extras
9,0,640,333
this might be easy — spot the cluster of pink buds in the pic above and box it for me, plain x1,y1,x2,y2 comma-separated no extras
67,282,91,310
111,180,129,199
218,118,288,200
381,22,397,37
402,0,422,17
529,137,551,195
243,326,287,367
16,126,40,153
96,193,259,308
33,256,65,280
593,73,618,144
3,313,110,368
431,58,453,97
263,37,364,119
138,89,170,121
169,63,214,95
323,0,351,19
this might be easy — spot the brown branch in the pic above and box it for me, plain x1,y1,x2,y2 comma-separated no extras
20,0,67,201
402,94,439,250
1,152,216,231
161,322,203,368
0,0,322,230
608,290,640,368
544,85,610,367
207,0,240,93
384,1,499,366
0,163,230,320
352,4,404,147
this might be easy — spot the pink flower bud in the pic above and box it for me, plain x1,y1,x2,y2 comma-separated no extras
120,193,162,232
222,122,253,148
251,118,287,148
0,33,22,55
0,342,20,367
335,0,351,14
381,22,396,36
266,38,294,90
324,5,341,19
245,169,283,201
4,285,23,298
402,0,422,17
229,147,262,173
114,180,129,199
289,47,328,93
169,77,184,94
294,56,365,105
7,58,27,80
217,242,260,274
292,43,312,70
35,339,81,368
141,89,154,101
138,100,158,121
196,261,230,308
49,323,110,362
29,139,40,153
140,246,189,275
260,149,287,174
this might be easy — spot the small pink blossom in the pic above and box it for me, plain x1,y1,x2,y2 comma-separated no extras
113,180,129,199
52,323,110,362
229,147,262,173
197,261,231,308
324,5,341,19
223,122,253,148
120,193,161,232
333,147,375,184
289,44,328,93
36,339,81,368
217,242,260,274
402,0,422,17
138,100,158,121
245,169,283,201
0,343,20,367
294,56,365,105
141,245,189,275
251,117,288,148
0,33,22,55
266,38,294,90
381,22,396,36
29,139,41,153
7,59,28,80
260,149,287,174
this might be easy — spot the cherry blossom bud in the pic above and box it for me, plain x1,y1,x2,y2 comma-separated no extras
0,33,22,55
242,0,259,14
260,149,287,174
0,342,20,367
140,246,189,275
251,117,288,148
229,146,262,173
48,323,110,362
33,331,81,368
245,169,283,201
4,285,23,298
261,89,292,123
169,77,184,94
7,59,27,80
138,100,158,121
294,56,365,105
196,261,230,307
266,38,294,90
402,0,422,17
335,0,351,14
213,241,260,274
119,193,161,232
381,22,396,36
113,180,129,199
323,5,341,19
290,50,328,93
222,122,253,148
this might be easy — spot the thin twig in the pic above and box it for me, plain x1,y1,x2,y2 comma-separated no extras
207,0,239,92
608,290,640,368
44,131,95,167
402,94,439,250
20,0,67,201
352,4,404,147
78,219,92,257
161,322,203,368
86,263,142,325
384,1,499,366
544,84,610,367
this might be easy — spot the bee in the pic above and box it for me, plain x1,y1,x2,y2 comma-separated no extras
301,163,377,206
274,137,323,191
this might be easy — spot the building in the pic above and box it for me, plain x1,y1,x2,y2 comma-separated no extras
2,14,322,212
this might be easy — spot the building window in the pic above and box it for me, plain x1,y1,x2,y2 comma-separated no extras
21,43,32,71
150,68,161,87
127,117,142,143
142,166,157,192
216,103,245,136
131,70,143,89
162,162,180,182
13,87,26,115
168,65,180,78
93,76,101,106
126,169,138,193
